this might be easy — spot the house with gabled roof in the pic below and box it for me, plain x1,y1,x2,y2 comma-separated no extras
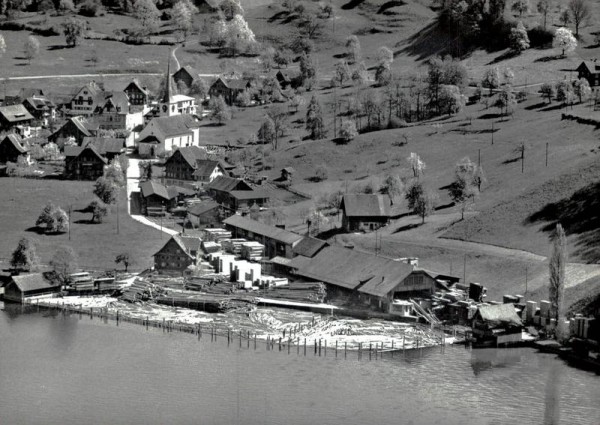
223,215,303,259
0,134,29,164
23,96,56,127
275,70,301,90
4,273,62,303
94,92,144,131
64,145,108,180
140,180,178,215
69,82,105,116
173,66,201,92
205,175,260,210
163,146,225,189
576,60,600,88
153,234,197,272
472,304,523,346
81,136,125,160
209,77,252,105
187,200,222,228
340,194,391,232
137,114,200,155
49,116,99,146
157,57,197,117
124,80,149,106
0,104,34,132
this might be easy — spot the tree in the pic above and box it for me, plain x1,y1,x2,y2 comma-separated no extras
300,14,323,39
235,90,252,107
553,27,577,56
377,46,393,66
448,157,481,219
133,0,160,35
549,223,566,323
172,0,197,39
50,246,78,284
438,84,466,115
0,34,6,57
299,53,316,90
382,174,403,205
94,176,120,204
495,86,516,116
225,14,256,56
314,164,328,181
339,119,357,142
537,0,551,29
274,49,293,68
190,78,209,101
266,106,287,150
36,202,69,233
208,96,231,124
10,237,40,272
115,252,132,272
24,36,40,65
351,62,368,86
559,9,571,26
87,199,108,223
568,0,591,38
375,62,392,87
139,160,152,181
556,80,575,105
104,158,126,187
289,36,314,55
407,152,426,178
573,78,591,103
220,0,243,20
405,181,437,223
333,59,350,87
540,82,555,103
510,21,530,52
511,0,529,17
58,0,75,14
290,95,305,113
257,116,276,146
346,35,361,63
482,67,500,96
305,95,325,139
62,17,86,47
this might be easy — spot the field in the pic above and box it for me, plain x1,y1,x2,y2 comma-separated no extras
0,178,165,272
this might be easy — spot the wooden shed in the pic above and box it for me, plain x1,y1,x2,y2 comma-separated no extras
3,273,62,303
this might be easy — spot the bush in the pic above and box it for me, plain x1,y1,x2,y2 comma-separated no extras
79,0,103,17
388,117,407,129
527,26,554,48
314,164,328,181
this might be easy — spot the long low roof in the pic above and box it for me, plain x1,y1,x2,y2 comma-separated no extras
11,273,60,292
290,245,414,295
223,215,303,245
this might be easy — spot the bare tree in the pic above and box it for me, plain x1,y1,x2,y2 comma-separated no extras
568,0,591,38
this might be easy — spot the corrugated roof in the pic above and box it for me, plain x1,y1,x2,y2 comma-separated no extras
192,159,221,178
223,215,303,245
341,194,390,217
149,114,199,137
11,273,60,292
477,304,523,327
140,180,177,200
188,200,219,216
206,175,251,192
1,134,27,154
293,237,328,258
0,104,34,122
289,245,414,294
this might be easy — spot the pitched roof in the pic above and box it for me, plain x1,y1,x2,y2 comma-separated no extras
149,114,199,137
168,146,205,168
289,245,414,294
187,200,219,216
174,66,200,80
229,189,270,200
293,237,328,258
82,137,125,155
225,79,251,90
67,146,108,165
125,80,149,95
100,92,130,113
140,180,178,200
341,194,390,217
192,159,221,178
20,88,45,98
0,104,34,123
577,60,600,74
476,304,523,327
179,235,202,252
137,134,161,144
1,134,27,154
11,273,60,292
223,215,303,245
154,234,195,258
206,175,251,192
24,96,55,111
69,116,98,136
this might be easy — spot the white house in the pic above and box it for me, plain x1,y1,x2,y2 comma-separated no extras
136,114,200,155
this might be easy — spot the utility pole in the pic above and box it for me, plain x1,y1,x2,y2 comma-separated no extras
491,121,494,145
478,148,481,167
463,254,467,284
68,204,72,241
521,143,525,173
116,198,120,235
525,266,528,295
333,86,337,139
545,142,548,167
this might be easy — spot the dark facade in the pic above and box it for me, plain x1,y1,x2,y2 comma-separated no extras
123,81,149,106
340,194,390,232
173,67,199,92
0,135,27,163
577,61,600,88
208,78,250,105
49,118,96,146
64,147,107,180
153,236,195,272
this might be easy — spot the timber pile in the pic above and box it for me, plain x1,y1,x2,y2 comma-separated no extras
201,241,220,254
149,276,185,290
263,281,326,303
155,295,254,313
221,238,247,255
121,280,164,303
203,228,232,242
241,241,264,261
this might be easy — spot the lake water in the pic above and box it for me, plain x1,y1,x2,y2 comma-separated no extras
1,305,599,425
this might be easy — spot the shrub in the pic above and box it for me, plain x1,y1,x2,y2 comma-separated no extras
79,0,103,17
527,25,554,48
314,164,328,181
388,117,407,129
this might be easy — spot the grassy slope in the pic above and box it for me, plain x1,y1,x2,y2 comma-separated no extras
0,178,164,271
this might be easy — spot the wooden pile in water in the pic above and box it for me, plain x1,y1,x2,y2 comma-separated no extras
241,241,264,261
263,281,326,303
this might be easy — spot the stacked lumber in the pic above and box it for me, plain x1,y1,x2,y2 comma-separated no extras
121,279,164,303
203,228,232,242
201,241,220,254
221,238,247,255
149,276,185,290
241,241,264,261
262,281,326,303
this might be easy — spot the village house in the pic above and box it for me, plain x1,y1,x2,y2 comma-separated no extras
275,70,301,90
64,145,108,180
204,175,268,211
153,234,197,273
157,60,197,117
208,78,252,105
186,200,222,229
223,215,304,259
172,66,201,92
340,194,391,232
2,88,45,106
472,304,523,347
49,116,99,146
577,60,600,89
0,104,34,132
22,96,56,127
228,189,270,211
192,159,225,188
3,273,62,303
94,92,144,131
69,82,105,116
162,146,222,189
123,80,149,107
136,114,200,156
81,137,125,160
0,134,29,163
139,180,178,215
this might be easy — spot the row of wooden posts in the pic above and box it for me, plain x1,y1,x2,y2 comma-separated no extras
25,300,452,359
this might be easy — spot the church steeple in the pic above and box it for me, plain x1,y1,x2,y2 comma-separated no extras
162,50,175,104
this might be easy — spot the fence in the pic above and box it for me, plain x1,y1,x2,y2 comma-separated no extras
22,299,458,360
